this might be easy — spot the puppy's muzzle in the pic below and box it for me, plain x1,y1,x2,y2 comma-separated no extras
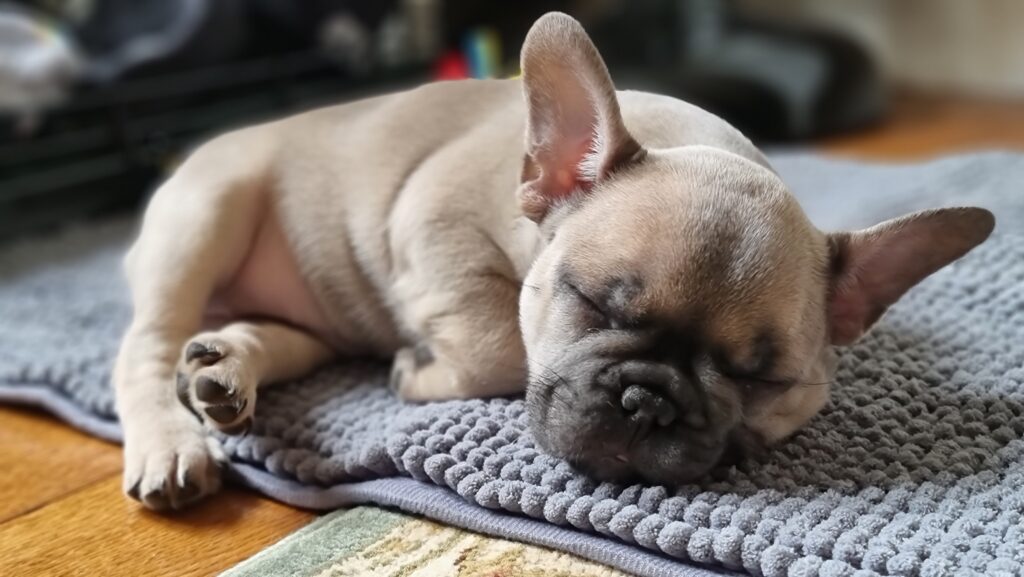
622,384,676,427
602,360,709,432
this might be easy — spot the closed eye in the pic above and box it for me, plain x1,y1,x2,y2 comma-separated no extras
731,372,793,386
728,372,796,394
711,350,792,390
564,281,611,325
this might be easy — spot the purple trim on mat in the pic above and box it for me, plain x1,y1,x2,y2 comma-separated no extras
0,384,731,577
231,467,737,577
0,385,122,442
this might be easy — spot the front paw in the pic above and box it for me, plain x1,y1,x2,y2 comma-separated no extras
176,337,256,435
122,412,226,510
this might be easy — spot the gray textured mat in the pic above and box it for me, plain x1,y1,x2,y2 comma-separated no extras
2,151,1023,577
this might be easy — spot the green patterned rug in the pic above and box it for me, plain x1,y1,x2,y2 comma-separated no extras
222,507,634,577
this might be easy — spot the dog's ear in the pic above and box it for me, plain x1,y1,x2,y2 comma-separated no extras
517,12,644,222
826,207,994,345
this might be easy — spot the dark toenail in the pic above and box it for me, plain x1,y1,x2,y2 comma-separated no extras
147,480,165,496
413,343,434,368
186,342,222,365
196,377,232,404
177,479,200,502
176,373,200,419
127,480,141,500
143,482,169,508
388,367,404,393
205,405,238,424
221,416,252,436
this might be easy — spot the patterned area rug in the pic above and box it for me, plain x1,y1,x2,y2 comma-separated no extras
223,506,632,577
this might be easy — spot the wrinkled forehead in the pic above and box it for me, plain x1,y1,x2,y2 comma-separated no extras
555,157,825,364
560,158,813,291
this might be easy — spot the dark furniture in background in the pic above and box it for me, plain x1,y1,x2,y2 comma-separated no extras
0,0,882,241
0,52,426,240
0,0,427,240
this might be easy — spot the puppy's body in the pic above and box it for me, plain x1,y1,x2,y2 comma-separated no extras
202,79,767,355
117,13,992,510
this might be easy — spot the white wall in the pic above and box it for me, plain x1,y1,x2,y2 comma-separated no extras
737,0,1024,97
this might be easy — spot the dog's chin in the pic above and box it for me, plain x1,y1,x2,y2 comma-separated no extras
537,431,728,486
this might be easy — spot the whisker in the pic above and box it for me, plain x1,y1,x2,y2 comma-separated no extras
547,386,576,412
545,382,578,414
532,372,573,411
796,380,834,388
626,418,644,451
532,361,573,393
536,361,570,387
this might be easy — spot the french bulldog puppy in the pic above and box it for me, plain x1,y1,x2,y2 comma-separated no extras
114,12,994,510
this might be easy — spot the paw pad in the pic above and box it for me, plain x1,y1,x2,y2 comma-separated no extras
205,404,240,424
185,341,223,366
196,376,231,403
177,335,256,436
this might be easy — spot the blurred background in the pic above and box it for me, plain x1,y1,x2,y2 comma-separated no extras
2,0,1023,240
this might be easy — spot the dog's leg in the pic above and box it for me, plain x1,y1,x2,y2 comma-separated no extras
390,273,527,401
176,321,333,434
115,133,269,510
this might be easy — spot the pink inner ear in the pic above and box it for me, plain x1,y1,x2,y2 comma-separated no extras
518,13,649,222
826,207,993,346
828,286,871,346
826,231,897,346
544,134,600,199
518,130,596,220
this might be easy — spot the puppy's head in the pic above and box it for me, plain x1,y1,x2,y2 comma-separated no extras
517,13,995,485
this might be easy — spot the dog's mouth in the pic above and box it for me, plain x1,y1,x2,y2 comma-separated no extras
553,432,730,486
526,377,735,485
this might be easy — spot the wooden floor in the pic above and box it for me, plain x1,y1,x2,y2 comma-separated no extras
2,90,1024,577
0,407,314,576
822,90,1024,159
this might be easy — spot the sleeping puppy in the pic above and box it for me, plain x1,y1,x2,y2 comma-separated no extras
114,12,994,509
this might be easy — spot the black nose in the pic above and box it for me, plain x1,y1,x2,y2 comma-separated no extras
621,384,677,428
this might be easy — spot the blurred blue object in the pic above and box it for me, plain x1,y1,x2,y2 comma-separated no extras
462,27,502,79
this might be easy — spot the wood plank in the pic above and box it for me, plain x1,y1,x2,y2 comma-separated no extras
0,477,316,577
822,91,1024,160
0,407,122,522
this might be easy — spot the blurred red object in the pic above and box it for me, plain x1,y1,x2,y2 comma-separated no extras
433,50,469,80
